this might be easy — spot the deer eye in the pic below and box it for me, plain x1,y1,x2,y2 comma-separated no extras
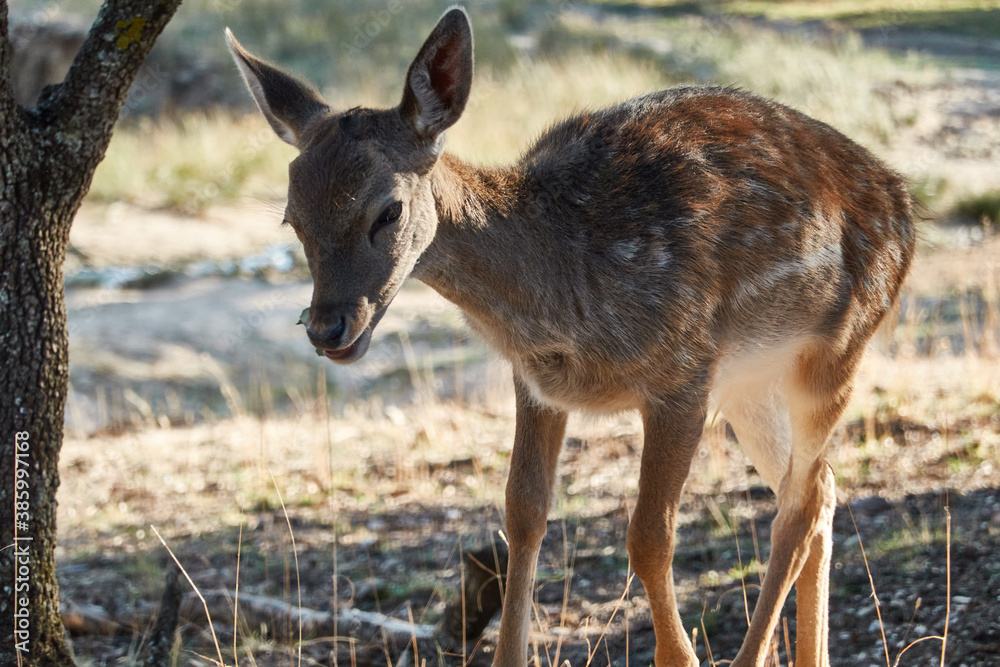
369,201,403,241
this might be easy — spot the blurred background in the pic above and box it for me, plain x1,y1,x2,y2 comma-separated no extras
7,1,1000,665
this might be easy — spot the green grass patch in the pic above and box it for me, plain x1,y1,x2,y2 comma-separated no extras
911,175,950,210
118,551,170,599
954,190,1000,223
872,523,950,559
944,441,986,472
728,556,763,580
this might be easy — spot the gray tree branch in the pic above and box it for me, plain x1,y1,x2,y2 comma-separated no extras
0,1,14,124
33,0,182,145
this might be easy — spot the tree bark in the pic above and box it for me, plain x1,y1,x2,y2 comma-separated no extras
0,1,182,665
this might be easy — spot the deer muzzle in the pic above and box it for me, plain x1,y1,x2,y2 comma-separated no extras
306,300,390,365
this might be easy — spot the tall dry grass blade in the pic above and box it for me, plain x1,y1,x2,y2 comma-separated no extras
269,472,303,667
745,487,764,587
468,635,490,665
491,530,506,608
782,615,792,667
407,604,420,667
111,386,123,432
893,597,922,664
460,538,467,667
283,526,292,654
235,523,243,667
552,519,576,667
959,293,977,358
203,353,246,417
257,410,271,598
454,331,465,406
892,635,946,667
189,649,229,665
770,622,781,666
700,604,717,667
245,635,260,667
584,571,636,666
847,505,891,667
94,384,105,431
624,546,629,667
363,544,399,663
319,366,333,489
529,594,548,667
398,329,426,400
66,381,88,438
332,528,340,667
941,505,951,667
150,525,227,666
728,495,751,628
985,262,1000,358
380,627,393,667
364,545,383,615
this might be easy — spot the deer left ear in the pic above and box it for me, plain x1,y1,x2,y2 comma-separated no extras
225,28,330,148
400,7,474,145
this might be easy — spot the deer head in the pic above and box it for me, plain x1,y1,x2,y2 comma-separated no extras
226,9,473,363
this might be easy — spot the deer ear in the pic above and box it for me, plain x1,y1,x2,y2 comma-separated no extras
400,7,473,145
225,28,329,148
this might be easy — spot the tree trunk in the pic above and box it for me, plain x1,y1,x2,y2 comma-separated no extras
0,1,182,664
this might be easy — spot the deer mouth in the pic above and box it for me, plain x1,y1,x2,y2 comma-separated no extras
322,328,373,364
319,302,394,364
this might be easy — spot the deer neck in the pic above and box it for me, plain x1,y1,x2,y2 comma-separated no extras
414,152,555,349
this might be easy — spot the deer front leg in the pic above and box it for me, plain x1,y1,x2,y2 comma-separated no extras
628,398,705,667
492,377,568,667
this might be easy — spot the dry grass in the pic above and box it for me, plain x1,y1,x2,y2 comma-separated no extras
57,340,997,664
86,52,674,213
550,10,936,147
59,280,1000,519
82,3,943,213
449,55,676,165
88,115,296,213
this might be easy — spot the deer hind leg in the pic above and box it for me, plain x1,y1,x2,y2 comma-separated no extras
728,349,856,667
628,396,707,667
794,511,833,667
783,348,863,667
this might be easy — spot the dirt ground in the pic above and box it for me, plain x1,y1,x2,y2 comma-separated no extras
55,401,1000,666
51,8,1000,667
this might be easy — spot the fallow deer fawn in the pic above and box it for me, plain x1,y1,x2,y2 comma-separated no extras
227,8,914,666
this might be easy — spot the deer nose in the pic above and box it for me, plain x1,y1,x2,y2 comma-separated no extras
307,315,348,349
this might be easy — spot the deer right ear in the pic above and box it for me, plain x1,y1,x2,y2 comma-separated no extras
399,8,474,146
225,28,330,148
